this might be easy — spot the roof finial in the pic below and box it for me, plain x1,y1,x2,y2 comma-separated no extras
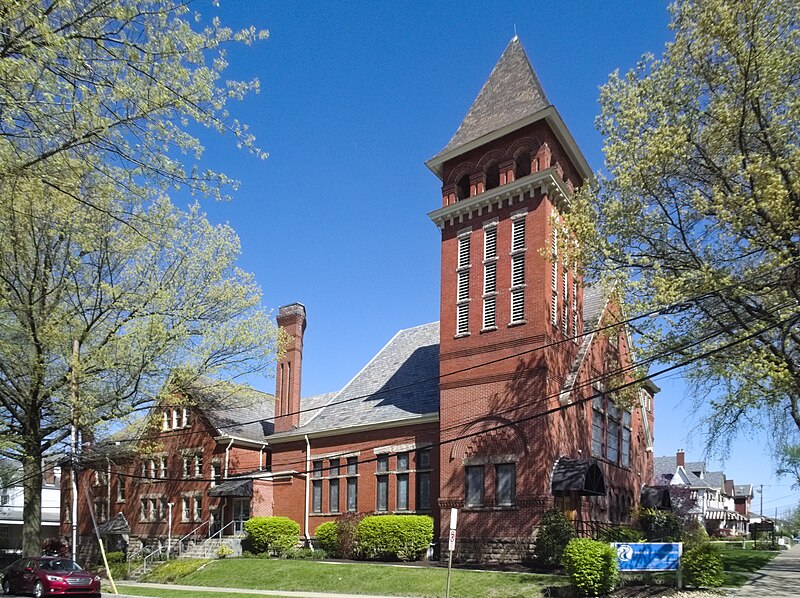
513,24,517,39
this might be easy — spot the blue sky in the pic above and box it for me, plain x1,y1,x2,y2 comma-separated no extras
182,1,796,516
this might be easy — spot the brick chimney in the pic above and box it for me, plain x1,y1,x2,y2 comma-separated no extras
676,449,685,467
274,303,306,433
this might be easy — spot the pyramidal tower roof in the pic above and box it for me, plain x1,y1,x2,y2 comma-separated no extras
436,36,551,159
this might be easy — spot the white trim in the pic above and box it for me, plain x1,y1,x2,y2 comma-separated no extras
428,168,570,230
267,413,440,444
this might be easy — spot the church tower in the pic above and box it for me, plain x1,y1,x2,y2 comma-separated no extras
427,37,594,557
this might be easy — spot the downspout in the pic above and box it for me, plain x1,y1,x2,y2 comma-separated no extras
106,459,111,523
259,443,267,471
224,438,234,479
304,435,311,545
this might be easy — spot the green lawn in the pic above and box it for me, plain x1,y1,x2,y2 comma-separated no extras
718,547,778,586
118,557,566,598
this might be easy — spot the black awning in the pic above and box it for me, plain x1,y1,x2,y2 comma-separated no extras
551,457,606,497
640,485,672,510
96,513,130,535
207,478,253,497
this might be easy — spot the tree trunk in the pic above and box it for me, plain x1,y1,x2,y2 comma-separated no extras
22,452,42,557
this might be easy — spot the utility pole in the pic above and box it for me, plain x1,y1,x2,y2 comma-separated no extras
760,484,764,519
70,339,79,562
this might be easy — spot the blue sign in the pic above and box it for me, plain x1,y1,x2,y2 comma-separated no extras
612,542,682,572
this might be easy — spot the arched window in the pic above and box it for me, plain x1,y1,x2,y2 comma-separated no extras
515,152,531,179
485,162,500,190
457,174,470,201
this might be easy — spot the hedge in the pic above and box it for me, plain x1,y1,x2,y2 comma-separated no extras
315,521,339,556
243,516,300,555
683,543,724,588
562,538,618,597
355,515,433,561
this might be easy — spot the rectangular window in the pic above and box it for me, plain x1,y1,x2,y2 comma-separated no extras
456,303,469,335
483,295,497,329
172,409,179,429
377,454,389,473
622,427,631,468
182,497,190,522
149,459,156,479
193,496,202,521
562,270,569,335
211,463,221,487
182,456,191,479
376,475,388,511
396,452,409,472
140,499,148,522
117,476,125,502
148,498,156,521
465,465,484,507
484,226,497,259
160,456,167,479
346,456,358,475
496,463,516,506
592,409,604,457
312,480,323,513
607,418,620,463
457,269,470,301
162,411,170,431
329,459,340,477
484,261,497,294
510,289,525,323
396,474,409,511
182,408,190,428
312,460,323,478
551,290,558,326
416,471,431,511
511,217,526,252
457,235,471,268
417,448,431,470
346,477,357,512
194,454,203,478
511,254,525,287
572,279,579,343
329,478,340,513
160,498,168,521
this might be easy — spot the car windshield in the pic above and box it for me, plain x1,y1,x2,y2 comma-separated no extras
39,559,83,572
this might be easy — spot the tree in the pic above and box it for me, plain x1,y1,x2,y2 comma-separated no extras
0,1,275,555
777,444,800,489
567,0,800,449
0,0,267,212
0,172,280,555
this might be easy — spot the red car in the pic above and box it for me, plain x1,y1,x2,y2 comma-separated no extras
1,557,100,597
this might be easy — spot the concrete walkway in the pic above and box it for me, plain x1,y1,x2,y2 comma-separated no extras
104,582,414,598
735,544,800,597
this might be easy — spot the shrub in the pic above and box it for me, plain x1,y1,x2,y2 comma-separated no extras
315,522,340,556
599,527,644,543
534,509,576,567
683,520,709,549
637,508,682,542
355,515,433,561
336,512,364,559
563,538,619,597
104,551,126,564
682,543,724,588
284,547,326,559
243,516,300,555
215,544,234,559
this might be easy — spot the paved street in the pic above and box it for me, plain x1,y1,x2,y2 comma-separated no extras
735,544,800,597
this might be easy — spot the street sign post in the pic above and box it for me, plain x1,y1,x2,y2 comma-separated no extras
446,508,458,598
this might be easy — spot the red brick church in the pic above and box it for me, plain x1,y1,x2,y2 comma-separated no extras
62,37,656,563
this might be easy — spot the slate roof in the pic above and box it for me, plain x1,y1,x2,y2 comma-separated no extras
653,455,715,489
272,322,440,437
181,377,275,442
433,37,550,160
582,286,606,332
705,471,726,491
734,484,753,498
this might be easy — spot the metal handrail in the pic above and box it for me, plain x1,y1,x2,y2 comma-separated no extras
204,520,236,557
126,546,146,578
177,520,210,556
142,544,163,573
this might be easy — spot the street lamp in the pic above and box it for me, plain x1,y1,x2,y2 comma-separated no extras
167,503,174,559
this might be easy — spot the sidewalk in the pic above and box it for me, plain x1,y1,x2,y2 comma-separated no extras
735,544,800,597
104,582,414,598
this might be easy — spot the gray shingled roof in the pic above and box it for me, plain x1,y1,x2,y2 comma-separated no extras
653,456,677,484
705,471,726,492
434,37,550,159
653,455,716,489
734,484,753,498
582,286,606,332
183,377,275,442
275,322,440,437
